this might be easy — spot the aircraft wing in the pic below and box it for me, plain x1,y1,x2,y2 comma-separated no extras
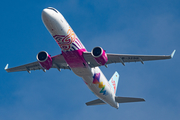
83,50,176,67
5,54,70,73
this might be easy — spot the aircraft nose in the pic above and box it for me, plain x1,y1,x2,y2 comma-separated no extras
42,8,51,20
42,7,59,22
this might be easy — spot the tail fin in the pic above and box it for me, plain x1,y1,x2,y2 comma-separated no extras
109,71,119,95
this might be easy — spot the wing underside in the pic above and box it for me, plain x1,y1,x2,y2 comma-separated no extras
5,54,70,73
5,50,176,72
83,50,176,67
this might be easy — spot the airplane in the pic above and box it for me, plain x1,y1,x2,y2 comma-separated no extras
5,7,176,109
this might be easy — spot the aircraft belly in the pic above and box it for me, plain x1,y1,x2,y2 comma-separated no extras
81,67,118,108
71,67,92,78
86,79,118,108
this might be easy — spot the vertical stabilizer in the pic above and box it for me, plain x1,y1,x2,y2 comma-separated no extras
109,71,119,95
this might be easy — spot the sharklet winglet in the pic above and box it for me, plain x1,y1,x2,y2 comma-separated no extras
5,64,9,70
171,50,176,58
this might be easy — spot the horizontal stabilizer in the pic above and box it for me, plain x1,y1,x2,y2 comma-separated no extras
86,99,106,106
115,96,145,103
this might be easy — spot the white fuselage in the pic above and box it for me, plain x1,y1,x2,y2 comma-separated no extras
42,7,119,108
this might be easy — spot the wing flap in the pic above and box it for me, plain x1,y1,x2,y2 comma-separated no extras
51,54,70,70
115,96,145,103
83,52,101,67
86,99,106,106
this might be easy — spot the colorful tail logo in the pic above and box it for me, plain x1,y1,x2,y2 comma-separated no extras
93,73,108,96
111,78,116,94
109,71,119,95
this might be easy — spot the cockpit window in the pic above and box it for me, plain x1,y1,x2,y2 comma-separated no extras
47,7,58,13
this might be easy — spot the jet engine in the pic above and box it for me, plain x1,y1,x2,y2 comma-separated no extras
91,47,108,65
36,51,52,70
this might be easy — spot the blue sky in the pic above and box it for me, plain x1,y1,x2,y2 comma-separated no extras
0,0,180,120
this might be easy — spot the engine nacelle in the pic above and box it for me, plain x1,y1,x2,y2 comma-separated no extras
91,47,108,65
36,51,52,70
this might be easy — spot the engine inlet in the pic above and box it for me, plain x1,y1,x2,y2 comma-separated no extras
37,51,48,62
